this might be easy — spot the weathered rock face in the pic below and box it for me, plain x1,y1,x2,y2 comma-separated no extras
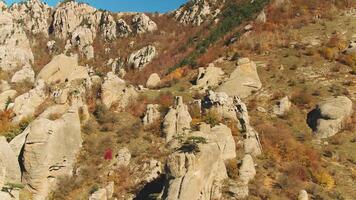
37,54,90,85
143,104,161,126
202,91,237,120
132,13,157,34
112,148,131,168
0,90,17,111
11,65,35,84
211,124,236,160
128,45,156,70
0,11,34,71
307,96,353,138
273,96,291,117
239,154,256,185
117,19,132,37
8,0,51,35
100,12,117,40
146,73,161,89
107,58,126,78
218,58,262,98
51,1,100,39
101,72,138,109
0,1,6,10
0,137,21,200
191,65,225,92
71,26,95,59
175,0,223,26
12,80,47,122
21,107,82,199
163,96,192,143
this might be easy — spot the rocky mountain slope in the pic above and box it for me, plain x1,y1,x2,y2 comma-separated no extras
0,0,355,200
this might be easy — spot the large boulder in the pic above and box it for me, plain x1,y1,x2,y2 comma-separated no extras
128,45,156,70
11,65,35,84
191,65,225,92
37,54,90,85
307,96,353,138
163,142,227,200
0,137,21,200
8,0,51,35
132,13,157,34
146,73,161,89
12,80,47,122
143,104,161,126
218,58,262,98
0,11,34,71
298,190,309,200
21,106,83,199
163,96,192,142
101,72,137,109
273,96,291,117
89,182,114,200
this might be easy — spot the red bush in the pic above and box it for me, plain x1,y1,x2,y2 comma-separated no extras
104,148,113,160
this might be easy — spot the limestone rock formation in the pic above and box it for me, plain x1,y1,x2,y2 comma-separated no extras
132,13,157,34
71,26,95,59
211,124,236,160
191,65,225,92
273,96,291,117
11,65,35,83
21,107,83,199
0,80,11,93
12,80,47,122
239,154,256,185
101,72,137,109
307,96,353,138
163,96,192,142
107,58,126,78
218,58,262,98
146,73,161,89
8,0,51,35
0,11,34,71
117,19,132,37
202,91,237,120
37,54,90,85
0,90,17,111
163,139,228,200
51,1,100,39
143,104,161,126
128,45,156,70
0,137,21,200
175,0,223,26
100,11,116,40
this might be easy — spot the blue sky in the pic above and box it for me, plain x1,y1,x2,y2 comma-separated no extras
6,0,188,13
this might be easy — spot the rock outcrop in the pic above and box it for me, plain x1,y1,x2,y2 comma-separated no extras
71,26,95,59
307,96,353,138
273,96,291,117
0,137,21,200
146,73,161,89
175,0,222,26
8,0,51,35
117,19,132,37
163,96,192,143
51,1,100,39
218,58,262,98
191,65,225,92
128,45,156,70
162,123,236,200
12,80,47,122
100,12,117,40
0,11,34,71
11,65,35,84
298,190,309,200
37,54,90,85
21,106,83,199
202,91,237,120
132,13,157,34
143,104,161,126
101,72,137,109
